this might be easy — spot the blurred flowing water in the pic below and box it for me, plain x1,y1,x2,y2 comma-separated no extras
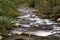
10,5,60,37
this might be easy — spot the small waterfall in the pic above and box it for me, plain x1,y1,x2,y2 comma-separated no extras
10,6,60,37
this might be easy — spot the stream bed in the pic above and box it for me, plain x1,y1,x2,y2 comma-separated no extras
9,5,60,37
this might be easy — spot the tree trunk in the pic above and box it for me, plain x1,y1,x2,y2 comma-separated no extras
49,0,56,12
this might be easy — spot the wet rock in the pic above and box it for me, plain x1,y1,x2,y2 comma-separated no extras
0,36,3,40
57,18,60,22
31,9,38,13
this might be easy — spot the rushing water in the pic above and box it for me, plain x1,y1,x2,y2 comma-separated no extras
10,5,60,37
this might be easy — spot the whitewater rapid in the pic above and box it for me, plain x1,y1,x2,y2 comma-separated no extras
10,6,60,37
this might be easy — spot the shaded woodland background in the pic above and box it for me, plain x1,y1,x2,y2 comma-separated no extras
0,0,60,34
